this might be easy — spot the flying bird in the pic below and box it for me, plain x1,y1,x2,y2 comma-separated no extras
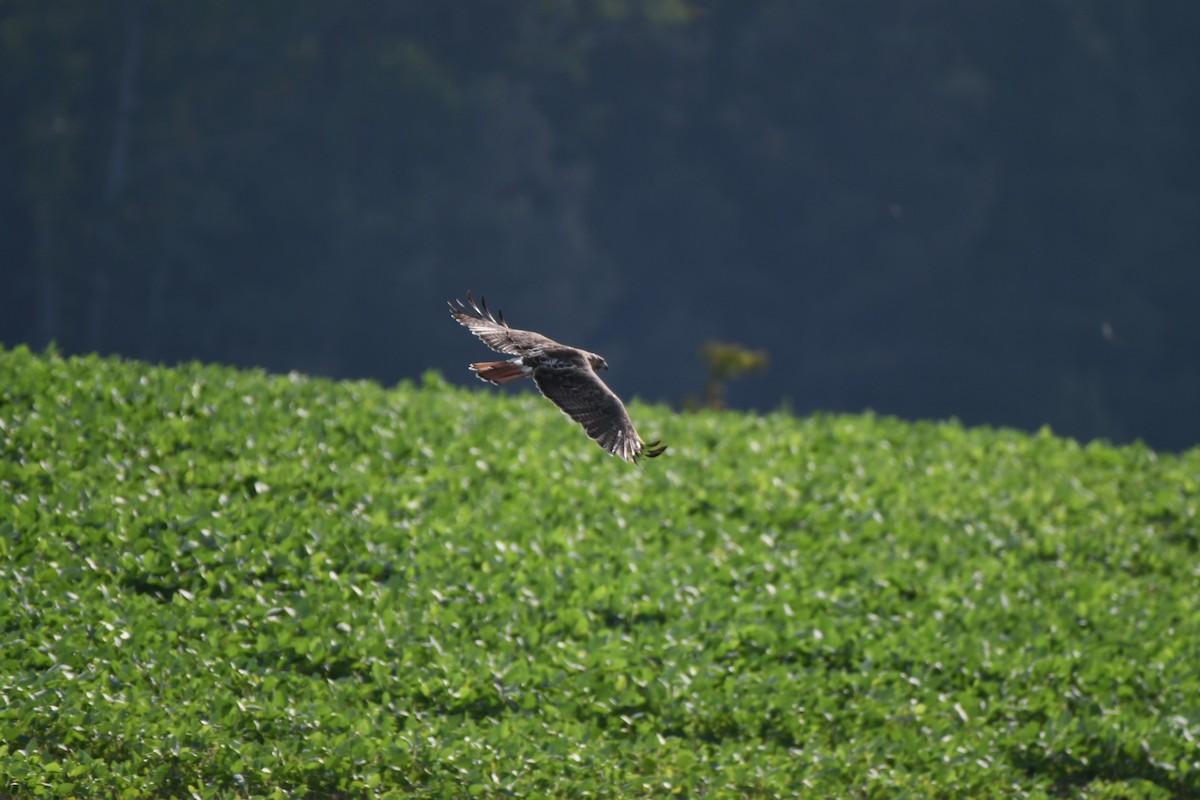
449,292,667,462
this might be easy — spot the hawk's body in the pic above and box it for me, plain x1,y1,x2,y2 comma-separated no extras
449,293,666,462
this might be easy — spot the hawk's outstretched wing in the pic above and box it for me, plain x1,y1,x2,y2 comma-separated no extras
532,356,666,463
448,291,560,356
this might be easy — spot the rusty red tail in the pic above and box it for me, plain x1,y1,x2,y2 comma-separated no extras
470,360,529,385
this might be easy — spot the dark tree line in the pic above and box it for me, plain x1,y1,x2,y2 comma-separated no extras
3,0,1198,449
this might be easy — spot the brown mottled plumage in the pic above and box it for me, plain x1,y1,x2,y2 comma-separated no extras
449,292,666,462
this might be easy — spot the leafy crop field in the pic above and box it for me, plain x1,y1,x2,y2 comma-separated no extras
2,345,1198,799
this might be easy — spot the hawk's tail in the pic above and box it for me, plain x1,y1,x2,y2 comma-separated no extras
470,360,530,385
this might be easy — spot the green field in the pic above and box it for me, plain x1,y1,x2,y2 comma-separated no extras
2,345,1198,798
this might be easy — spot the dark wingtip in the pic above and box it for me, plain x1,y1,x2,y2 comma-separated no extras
478,294,505,326
450,291,504,326
450,292,473,315
471,291,486,318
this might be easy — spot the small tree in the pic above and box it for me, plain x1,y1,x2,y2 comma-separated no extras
698,340,768,410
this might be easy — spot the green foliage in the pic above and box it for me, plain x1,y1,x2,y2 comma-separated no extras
1,345,1198,798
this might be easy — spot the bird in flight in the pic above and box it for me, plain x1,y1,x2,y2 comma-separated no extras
449,292,667,463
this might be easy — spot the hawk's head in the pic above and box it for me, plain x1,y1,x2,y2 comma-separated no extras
586,352,609,371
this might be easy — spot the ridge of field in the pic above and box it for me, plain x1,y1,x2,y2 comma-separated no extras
1,345,1198,799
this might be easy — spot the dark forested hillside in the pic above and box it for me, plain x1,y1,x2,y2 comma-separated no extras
3,0,1198,448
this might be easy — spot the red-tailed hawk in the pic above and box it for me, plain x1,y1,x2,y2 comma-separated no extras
449,292,667,463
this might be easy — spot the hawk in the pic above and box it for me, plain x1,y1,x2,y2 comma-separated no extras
449,292,667,463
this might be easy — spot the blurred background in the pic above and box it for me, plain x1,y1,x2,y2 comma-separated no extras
3,1,1198,449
